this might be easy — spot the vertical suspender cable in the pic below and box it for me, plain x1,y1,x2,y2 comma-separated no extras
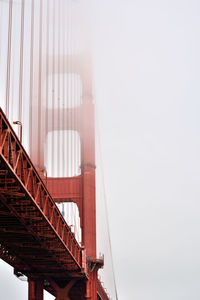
73,2,76,223
18,0,25,123
57,0,61,177
10,62,14,123
52,0,55,176
66,0,69,178
6,0,13,118
29,0,35,158
70,0,72,178
0,3,2,67
67,0,71,177
68,0,71,177
70,0,73,177
73,7,78,175
62,0,66,177
68,0,72,176
73,9,76,177
38,0,43,168
9,5,15,124
45,0,50,175
73,5,76,177
72,3,76,231
66,0,69,177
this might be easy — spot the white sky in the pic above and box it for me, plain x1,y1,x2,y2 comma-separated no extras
1,0,200,299
92,0,200,299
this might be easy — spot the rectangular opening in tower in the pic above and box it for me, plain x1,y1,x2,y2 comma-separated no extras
45,129,81,177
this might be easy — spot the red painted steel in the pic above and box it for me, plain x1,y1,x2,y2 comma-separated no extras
0,106,110,299
0,107,85,280
0,0,113,298
97,280,110,300
47,100,100,299
80,100,99,300
47,176,83,229
45,99,109,299
47,176,82,203
47,100,106,299
28,280,43,300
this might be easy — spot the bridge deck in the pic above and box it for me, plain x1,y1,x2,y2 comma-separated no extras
0,108,85,283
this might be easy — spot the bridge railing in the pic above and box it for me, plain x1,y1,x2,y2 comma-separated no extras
0,107,83,270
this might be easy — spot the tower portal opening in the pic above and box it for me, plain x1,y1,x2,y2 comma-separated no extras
45,129,81,177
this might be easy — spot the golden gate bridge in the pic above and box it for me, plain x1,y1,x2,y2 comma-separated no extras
0,0,118,299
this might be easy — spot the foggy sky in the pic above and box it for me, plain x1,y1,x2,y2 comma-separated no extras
1,0,200,299
92,0,200,299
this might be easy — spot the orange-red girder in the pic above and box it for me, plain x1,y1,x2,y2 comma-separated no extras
0,107,85,280
0,104,111,299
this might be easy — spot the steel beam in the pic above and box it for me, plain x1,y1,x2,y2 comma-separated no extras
28,280,43,300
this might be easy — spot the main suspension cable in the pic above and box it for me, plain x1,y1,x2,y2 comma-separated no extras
96,109,119,300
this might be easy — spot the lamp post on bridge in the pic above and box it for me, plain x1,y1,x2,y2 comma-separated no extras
13,120,22,143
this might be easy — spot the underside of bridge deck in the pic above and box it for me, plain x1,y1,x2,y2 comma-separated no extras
0,107,88,298
0,108,110,299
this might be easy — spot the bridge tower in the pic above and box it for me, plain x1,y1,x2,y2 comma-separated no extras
27,50,102,299
0,0,109,298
